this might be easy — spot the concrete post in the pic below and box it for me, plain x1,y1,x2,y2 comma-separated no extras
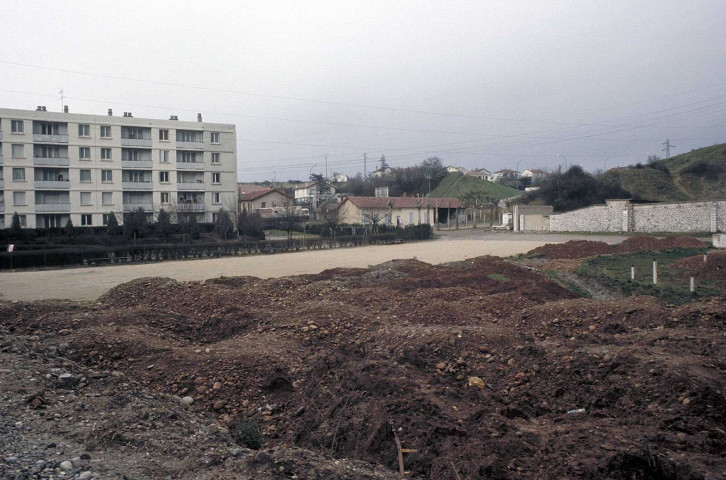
631,265,635,280
653,260,657,285
690,276,695,293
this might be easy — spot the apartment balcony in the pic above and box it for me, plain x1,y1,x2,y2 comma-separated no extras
36,203,71,213
0,202,4,212
33,134,69,143
33,156,70,167
123,203,153,212
121,160,153,169
176,203,206,212
0,153,4,165
177,182,205,191
34,180,70,190
122,181,153,190
176,162,205,171
177,141,205,150
0,131,3,141
120,138,153,147
0,179,3,189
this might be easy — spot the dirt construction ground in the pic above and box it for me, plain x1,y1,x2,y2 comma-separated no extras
1,234,723,480
0,232,630,302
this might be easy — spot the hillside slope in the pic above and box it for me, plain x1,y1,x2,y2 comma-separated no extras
431,172,520,200
601,143,726,201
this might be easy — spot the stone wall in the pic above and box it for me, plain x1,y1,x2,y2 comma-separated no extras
547,200,726,233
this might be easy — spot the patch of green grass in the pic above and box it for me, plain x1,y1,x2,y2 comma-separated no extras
431,172,520,200
576,247,721,304
486,273,509,282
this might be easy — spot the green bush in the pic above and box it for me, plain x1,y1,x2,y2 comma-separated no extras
230,420,263,449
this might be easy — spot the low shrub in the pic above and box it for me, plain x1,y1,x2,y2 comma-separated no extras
230,420,263,449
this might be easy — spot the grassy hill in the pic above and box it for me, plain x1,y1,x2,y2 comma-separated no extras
600,143,726,202
431,172,521,200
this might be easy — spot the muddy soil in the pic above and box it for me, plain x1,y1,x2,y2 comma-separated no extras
1,254,724,479
528,236,709,259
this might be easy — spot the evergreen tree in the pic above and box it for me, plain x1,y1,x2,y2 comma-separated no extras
156,209,172,237
10,212,22,238
106,213,120,236
214,208,234,239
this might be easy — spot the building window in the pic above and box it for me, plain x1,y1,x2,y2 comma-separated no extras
159,129,169,141
211,152,221,164
102,192,113,205
101,170,113,182
78,124,90,137
81,214,93,226
212,172,221,184
102,214,114,226
13,191,26,205
17,215,27,227
101,148,112,160
176,130,202,142
210,132,220,143
12,168,26,181
11,144,24,158
11,120,24,133
100,125,111,138
79,147,91,160
80,192,92,205
80,169,92,182
213,192,221,204
160,150,169,163
159,171,169,183
160,192,170,204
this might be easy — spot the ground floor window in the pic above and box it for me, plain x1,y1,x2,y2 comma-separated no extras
81,214,93,226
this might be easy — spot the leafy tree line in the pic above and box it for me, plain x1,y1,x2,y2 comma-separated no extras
336,157,448,197
527,165,635,212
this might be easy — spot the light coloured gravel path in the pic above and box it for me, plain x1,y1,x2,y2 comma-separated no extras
0,231,631,302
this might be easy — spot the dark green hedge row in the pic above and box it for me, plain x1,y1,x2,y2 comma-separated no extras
0,231,421,270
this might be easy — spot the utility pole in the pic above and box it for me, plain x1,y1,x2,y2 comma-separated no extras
59,89,65,112
662,139,675,159
363,153,367,178
325,154,328,180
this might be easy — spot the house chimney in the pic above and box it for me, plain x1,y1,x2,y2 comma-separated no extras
108,109,113,116
36,106,45,111
197,113,202,122
128,112,132,117
63,105,69,113
169,115,178,120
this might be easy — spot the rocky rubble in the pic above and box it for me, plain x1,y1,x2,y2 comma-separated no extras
1,254,724,479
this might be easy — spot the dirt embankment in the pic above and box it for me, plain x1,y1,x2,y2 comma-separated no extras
1,255,724,479
528,236,708,259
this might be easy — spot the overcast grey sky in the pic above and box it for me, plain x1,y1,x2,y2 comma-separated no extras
2,1,725,181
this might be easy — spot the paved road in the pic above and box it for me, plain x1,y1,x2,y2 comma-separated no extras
0,231,629,302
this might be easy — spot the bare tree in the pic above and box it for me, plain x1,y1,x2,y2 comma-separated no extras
277,201,299,243
320,201,340,239
361,208,386,234
224,191,243,238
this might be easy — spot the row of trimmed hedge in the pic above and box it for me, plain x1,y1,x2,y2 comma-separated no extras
0,225,431,270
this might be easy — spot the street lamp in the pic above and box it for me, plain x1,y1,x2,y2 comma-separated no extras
308,163,318,221
603,157,610,172
558,154,568,172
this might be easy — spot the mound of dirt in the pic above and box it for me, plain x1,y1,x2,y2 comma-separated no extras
1,255,725,479
615,235,707,253
527,240,613,259
528,236,708,260
674,251,726,280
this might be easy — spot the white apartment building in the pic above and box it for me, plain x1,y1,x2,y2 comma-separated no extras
0,106,237,229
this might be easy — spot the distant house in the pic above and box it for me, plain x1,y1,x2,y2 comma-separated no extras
520,169,550,182
294,181,337,209
338,196,464,227
447,166,469,174
491,169,519,182
330,173,349,183
240,188,295,216
465,168,492,181
371,167,394,178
